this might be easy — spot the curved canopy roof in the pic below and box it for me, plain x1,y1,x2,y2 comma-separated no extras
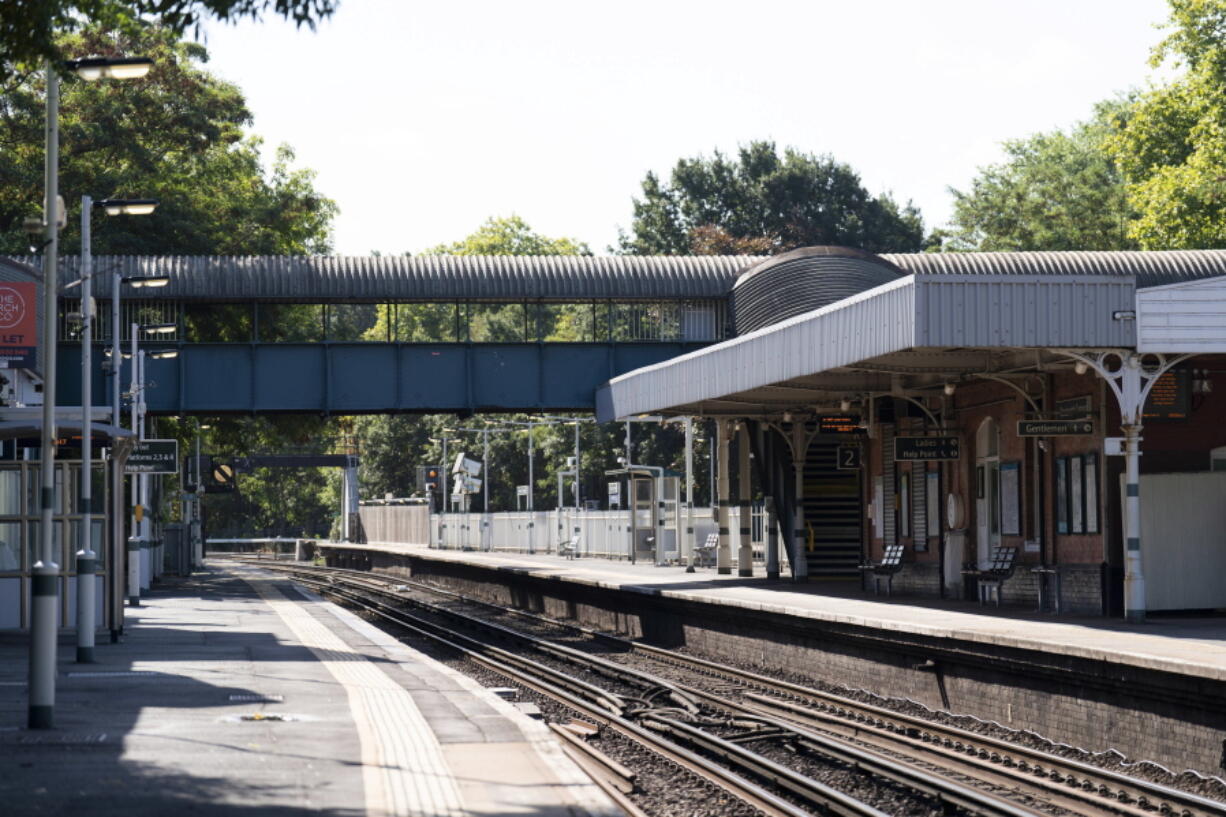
14,249,1226,303
881,250,1226,289
28,255,762,302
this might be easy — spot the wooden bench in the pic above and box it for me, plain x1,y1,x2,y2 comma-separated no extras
557,535,580,560
694,533,719,567
860,544,905,596
973,546,1017,606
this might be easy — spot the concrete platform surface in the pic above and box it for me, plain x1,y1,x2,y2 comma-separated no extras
353,543,1226,683
0,562,618,817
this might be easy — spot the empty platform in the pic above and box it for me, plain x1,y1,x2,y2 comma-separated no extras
0,561,617,817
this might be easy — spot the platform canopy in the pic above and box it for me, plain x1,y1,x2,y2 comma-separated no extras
596,252,1226,421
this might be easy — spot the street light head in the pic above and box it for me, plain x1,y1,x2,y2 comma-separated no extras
70,57,153,81
122,275,170,288
96,198,158,216
140,322,177,334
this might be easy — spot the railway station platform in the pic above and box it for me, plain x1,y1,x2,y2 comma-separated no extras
0,561,618,817
335,543,1226,682
320,541,1226,775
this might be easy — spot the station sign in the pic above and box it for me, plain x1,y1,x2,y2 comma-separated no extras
1017,419,1094,437
836,445,862,470
126,439,180,473
894,436,960,461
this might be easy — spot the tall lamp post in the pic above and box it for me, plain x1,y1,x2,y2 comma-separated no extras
75,196,157,665
30,54,152,731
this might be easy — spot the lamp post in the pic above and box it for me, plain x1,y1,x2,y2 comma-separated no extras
29,54,152,731
121,321,174,606
75,196,158,665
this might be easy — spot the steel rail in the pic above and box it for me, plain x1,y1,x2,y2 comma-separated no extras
269,565,1036,817
282,572,877,817
255,561,1226,816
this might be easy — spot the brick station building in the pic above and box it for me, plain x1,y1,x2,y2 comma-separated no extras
598,247,1226,620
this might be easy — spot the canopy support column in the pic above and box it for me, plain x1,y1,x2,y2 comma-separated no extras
715,419,732,575
1058,349,1191,624
737,423,753,577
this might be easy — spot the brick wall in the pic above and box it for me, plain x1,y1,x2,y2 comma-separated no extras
370,550,1226,774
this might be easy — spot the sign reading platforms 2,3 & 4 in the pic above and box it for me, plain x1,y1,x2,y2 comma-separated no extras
0,282,37,368
894,436,960,461
126,439,180,473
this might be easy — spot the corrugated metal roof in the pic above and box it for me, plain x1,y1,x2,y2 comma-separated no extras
597,272,1139,421
881,250,1226,289
14,250,1226,301
16,255,762,302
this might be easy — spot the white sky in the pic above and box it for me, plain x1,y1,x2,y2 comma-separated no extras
198,0,1172,256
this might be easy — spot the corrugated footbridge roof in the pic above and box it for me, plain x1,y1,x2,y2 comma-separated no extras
29,255,764,301
14,249,1226,302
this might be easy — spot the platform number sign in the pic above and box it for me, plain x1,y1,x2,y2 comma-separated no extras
836,445,862,470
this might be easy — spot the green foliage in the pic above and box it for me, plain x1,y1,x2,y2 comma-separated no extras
945,105,1135,251
0,0,337,82
0,24,336,255
162,415,338,538
619,141,925,255
365,216,590,344
1103,0,1226,249
422,215,590,257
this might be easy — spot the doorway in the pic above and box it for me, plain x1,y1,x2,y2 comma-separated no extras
975,418,1001,567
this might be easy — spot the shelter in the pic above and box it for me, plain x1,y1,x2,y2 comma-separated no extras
598,247,1226,621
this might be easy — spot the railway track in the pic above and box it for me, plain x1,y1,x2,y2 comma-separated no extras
244,559,1226,817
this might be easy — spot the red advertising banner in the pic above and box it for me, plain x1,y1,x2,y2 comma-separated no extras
0,282,37,368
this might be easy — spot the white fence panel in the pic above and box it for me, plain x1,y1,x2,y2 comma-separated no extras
425,505,778,567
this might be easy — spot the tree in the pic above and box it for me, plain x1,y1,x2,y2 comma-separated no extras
0,0,337,82
1103,0,1226,249
422,214,590,257
0,24,336,255
619,141,925,255
944,104,1135,251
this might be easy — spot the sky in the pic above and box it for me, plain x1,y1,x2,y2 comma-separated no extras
198,0,1173,256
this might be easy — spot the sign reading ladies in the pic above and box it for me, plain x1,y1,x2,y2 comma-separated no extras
0,283,36,368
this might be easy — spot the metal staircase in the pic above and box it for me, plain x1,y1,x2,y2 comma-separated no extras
800,440,862,579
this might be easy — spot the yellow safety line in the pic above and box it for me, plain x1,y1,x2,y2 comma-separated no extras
249,576,465,817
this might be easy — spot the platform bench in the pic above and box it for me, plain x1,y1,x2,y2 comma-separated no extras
860,544,905,596
694,533,719,567
973,546,1017,606
557,535,580,559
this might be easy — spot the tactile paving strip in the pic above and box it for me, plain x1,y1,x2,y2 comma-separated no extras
249,575,465,817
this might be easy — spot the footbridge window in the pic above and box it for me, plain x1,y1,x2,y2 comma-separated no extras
63,300,725,344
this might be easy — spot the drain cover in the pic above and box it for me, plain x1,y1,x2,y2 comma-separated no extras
18,733,108,745
229,694,284,703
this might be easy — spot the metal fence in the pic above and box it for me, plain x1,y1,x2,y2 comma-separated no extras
428,504,774,566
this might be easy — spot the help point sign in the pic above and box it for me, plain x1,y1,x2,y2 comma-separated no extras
0,282,37,368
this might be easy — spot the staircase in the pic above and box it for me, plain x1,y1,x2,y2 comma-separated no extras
800,440,862,579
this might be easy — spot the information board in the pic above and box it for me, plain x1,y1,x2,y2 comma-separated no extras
818,415,860,433
894,436,960,461
126,439,180,473
1142,369,1190,421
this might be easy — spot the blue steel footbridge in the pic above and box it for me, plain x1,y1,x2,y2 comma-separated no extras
40,254,761,415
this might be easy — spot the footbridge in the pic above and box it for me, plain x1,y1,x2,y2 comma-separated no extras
40,254,761,414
